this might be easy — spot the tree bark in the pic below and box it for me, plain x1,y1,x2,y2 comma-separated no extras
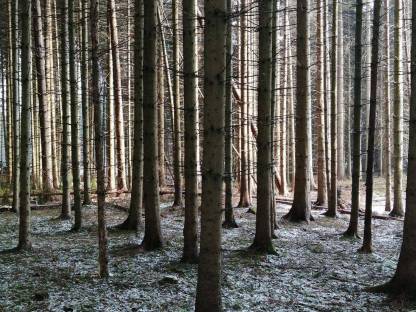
90,0,109,278
283,0,312,222
141,0,163,250
344,0,363,238
17,0,32,251
195,0,226,309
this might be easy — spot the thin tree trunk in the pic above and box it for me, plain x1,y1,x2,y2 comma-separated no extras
283,0,312,222
81,0,91,205
60,0,71,220
69,0,82,231
90,0,109,278
106,33,116,191
359,0,381,253
391,0,405,217
17,0,32,251
326,0,338,218
315,0,327,206
337,2,345,180
157,40,166,188
344,0,363,238
107,0,127,191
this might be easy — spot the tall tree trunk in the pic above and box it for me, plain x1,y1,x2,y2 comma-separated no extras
60,0,71,220
11,0,20,213
250,0,275,253
90,0,109,278
359,0,381,253
106,34,116,191
315,0,327,206
172,0,183,209
17,0,32,251
157,40,166,188
108,0,127,191
283,0,312,222
223,0,238,229
182,0,199,261
279,0,287,196
69,0,82,231
117,0,144,231
325,0,338,218
141,0,163,250
373,0,416,292
384,0,392,212
344,0,363,238
337,2,345,179
81,0,91,205
391,0,405,217
195,0,226,309
238,0,251,208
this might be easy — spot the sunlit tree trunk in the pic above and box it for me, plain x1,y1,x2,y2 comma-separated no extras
284,0,312,222
108,0,127,190
391,0,405,217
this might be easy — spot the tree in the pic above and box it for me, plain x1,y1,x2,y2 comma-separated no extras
172,0,183,209
391,0,405,217
371,0,416,294
17,0,32,251
108,0,127,191
238,0,252,208
283,0,312,223
250,0,275,253
315,0,327,206
223,0,238,229
344,0,363,238
359,0,381,253
59,0,71,220
81,0,91,205
69,0,82,231
141,0,163,251
194,0,226,309
32,0,54,201
182,0,199,262
337,2,345,180
90,0,109,278
326,0,338,218
117,0,143,232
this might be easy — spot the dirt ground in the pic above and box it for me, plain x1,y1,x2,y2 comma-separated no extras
0,181,414,311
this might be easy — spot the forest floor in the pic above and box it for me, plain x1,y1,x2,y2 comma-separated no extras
0,179,414,312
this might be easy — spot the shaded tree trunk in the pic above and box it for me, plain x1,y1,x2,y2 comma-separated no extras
90,0,109,278
344,0,363,238
17,0,32,251
195,0,226,309
141,0,163,251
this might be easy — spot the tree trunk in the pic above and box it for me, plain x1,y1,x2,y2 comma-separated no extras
315,0,327,206
325,0,338,218
181,0,199,262
59,0,71,220
69,0,82,231
384,0,392,212
283,0,312,222
172,0,183,209
157,40,166,188
344,0,363,238
359,0,381,253
337,2,345,180
17,0,32,251
195,0,226,309
250,0,275,253
81,0,91,205
141,0,163,251
374,0,416,291
106,34,116,191
391,0,405,217
238,0,251,208
90,0,109,278
108,0,127,191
